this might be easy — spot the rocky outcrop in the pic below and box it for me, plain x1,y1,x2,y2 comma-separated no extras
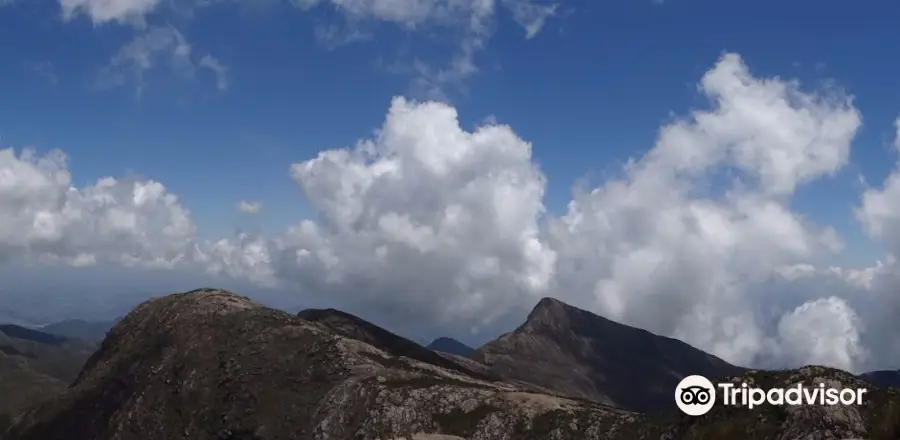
3,289,900,440
472,297,746,412
1,289,639,440
655,366,900,440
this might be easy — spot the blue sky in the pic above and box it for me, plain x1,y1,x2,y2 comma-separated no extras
5,0,900,370
3,0,898,263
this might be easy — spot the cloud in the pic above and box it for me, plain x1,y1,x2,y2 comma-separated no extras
501,0,558,39
94,25,227,96
856,117,900,253
0,147,195,269
274,96,555,330
237,200,262,214
293,0,559,99
545,53,860,368
194,233,275,286
773,296,867,372
313,23,372,50
25,61,58,86
10,52,900,374
296,0,487,28
52,0,553,99
199,55,229,90
189,53,879,372
59,0,162,25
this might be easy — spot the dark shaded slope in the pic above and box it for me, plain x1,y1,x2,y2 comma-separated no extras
860,370,900,388
4,288,900,440
0,353,67,416
8,289,354,440
0,326,67,347
640,366,900,440
427,337,475,357
473,297,746,412
298,308,497,381
0,325,94,383
0,326,92,420
3,288,630,440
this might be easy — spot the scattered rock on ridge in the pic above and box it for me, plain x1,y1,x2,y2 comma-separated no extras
3,289,900,440
472,297,746,412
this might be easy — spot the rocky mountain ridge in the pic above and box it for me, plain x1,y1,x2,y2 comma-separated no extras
1,289,898,439
471,297,746,412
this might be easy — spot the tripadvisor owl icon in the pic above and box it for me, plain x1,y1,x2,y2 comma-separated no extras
675,375,716,416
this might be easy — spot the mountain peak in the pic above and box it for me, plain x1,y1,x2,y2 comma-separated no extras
474,295,745,412
426,337,475,357
5,288,899,439
534,296,567,309
522,296,579,330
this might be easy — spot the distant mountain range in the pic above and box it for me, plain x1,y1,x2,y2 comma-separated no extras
38,318,120,343
426,337,475,357
0,324,96,417
0,289,898,439
0,311,44,329
859,369,900,388
0,316,118,418
0,288,899,439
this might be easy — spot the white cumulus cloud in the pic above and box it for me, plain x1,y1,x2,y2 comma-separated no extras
0,148,195,269
10,52,900,375
262,96,556,331
237,200,262,214
774,297,867,372
545,53,861,368
857,116,900,253
59,0,162,25
193,53,877,371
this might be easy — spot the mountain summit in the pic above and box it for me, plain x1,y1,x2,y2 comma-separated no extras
4,288,900,440
473,296,745,412
1,288,649,439
521,296,577,330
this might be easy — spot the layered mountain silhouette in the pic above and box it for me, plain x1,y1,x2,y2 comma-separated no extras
39,318,119,343
0,311,43,329
0,325,95,416
472,297,745,412
296,307,497,381
860,369,900,388
2,289,900,440
426,337,475,357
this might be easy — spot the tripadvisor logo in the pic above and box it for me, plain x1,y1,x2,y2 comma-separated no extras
674,375,868,416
